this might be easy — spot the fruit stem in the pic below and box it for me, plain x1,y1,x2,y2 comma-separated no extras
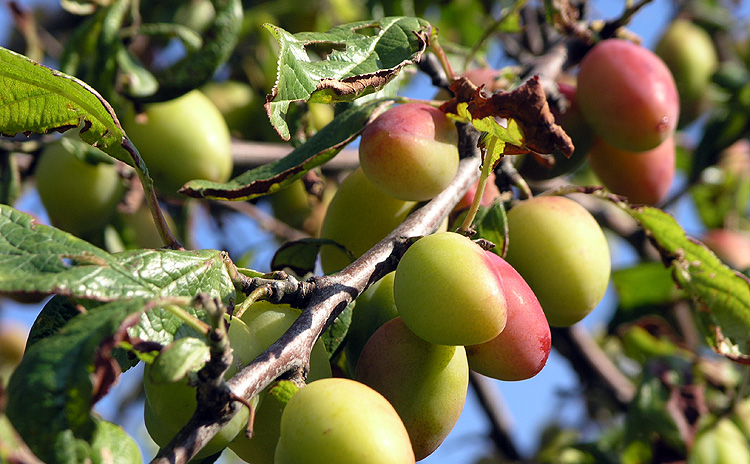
122,137,184,250
457,140,497,234
429,35,456,81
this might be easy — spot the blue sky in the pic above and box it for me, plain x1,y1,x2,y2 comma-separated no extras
3,1,750,463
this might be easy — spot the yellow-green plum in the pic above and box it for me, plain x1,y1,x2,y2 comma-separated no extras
344,271,399,375
355,317,468,460
689,418,750,464
505,196,610,327
587,135,676,206
35,136,125,239
466,252,551,381
577,39,679,152
655,19,718,126
229,302,331,464
359,103,459,201
123,89,232,196
274,378,415,464
393,231,507,346
143,317,261,459
269,179,313,231
319,168,416,274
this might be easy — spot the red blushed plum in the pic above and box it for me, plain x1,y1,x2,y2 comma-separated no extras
393,231,507,346
587,135,676,206
577,39,679,152
355,317,468,460
359,103,459,201
466,252,551,381
701,229,750,270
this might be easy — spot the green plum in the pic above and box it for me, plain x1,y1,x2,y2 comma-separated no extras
393,231,507,346
274,378,415,464
123,89,233,196
319,168,416,274
505,196,611,327
355,317,469,460
35,136,125,239
343,271,399,375
229,301,331,464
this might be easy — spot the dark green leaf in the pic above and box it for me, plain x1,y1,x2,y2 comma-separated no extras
475,201,508,256
271,238,352,276
320,301,353,358
264,16,431,140
5,299,147,463
0,47,131,165
180,98,395,200
26,295,81,348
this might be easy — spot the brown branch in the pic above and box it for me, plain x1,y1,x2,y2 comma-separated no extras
230,139,360,172
150,154,483,464
551,325,636,409
469,371,524,462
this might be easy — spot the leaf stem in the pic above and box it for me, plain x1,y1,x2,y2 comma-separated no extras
163,304,211,336
429,35,456,81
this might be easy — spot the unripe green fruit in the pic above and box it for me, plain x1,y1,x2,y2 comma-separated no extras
689,418,750,464
466,253,551,381
274,378,415,464
229,301,331,464
505,196,610,327
123,89,233,196
577,39,679,152
394,231,507,346
143,317,261,459
355,317,468,460
587,135,676,206
269,179,313,230
655,19,718,126
35,136,124,239
359,103,459,201
344,271,399,375
319,168,416,274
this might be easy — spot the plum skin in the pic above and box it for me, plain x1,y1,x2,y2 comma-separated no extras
359,103,459,201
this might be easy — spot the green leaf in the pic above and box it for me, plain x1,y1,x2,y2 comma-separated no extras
89,418,142,464
26,295,82,348
0,204,235,303
0,46,131,165
149,337,210,383
264,16,431,140
612,262,684,310
5,298,148,463
180,99,395,200
603,197,750,362
475,200,508,255
271,238,350,276
320,301,353,357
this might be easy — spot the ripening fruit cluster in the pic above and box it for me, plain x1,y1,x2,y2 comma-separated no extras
576,38,680,206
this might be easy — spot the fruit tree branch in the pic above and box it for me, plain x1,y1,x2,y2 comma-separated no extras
150,152,483,464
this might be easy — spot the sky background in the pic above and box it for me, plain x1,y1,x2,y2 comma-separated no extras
2,1,750,463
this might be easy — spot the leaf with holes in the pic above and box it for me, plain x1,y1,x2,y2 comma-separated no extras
264,16,431,140
0,46,132,165
0,204,235,303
